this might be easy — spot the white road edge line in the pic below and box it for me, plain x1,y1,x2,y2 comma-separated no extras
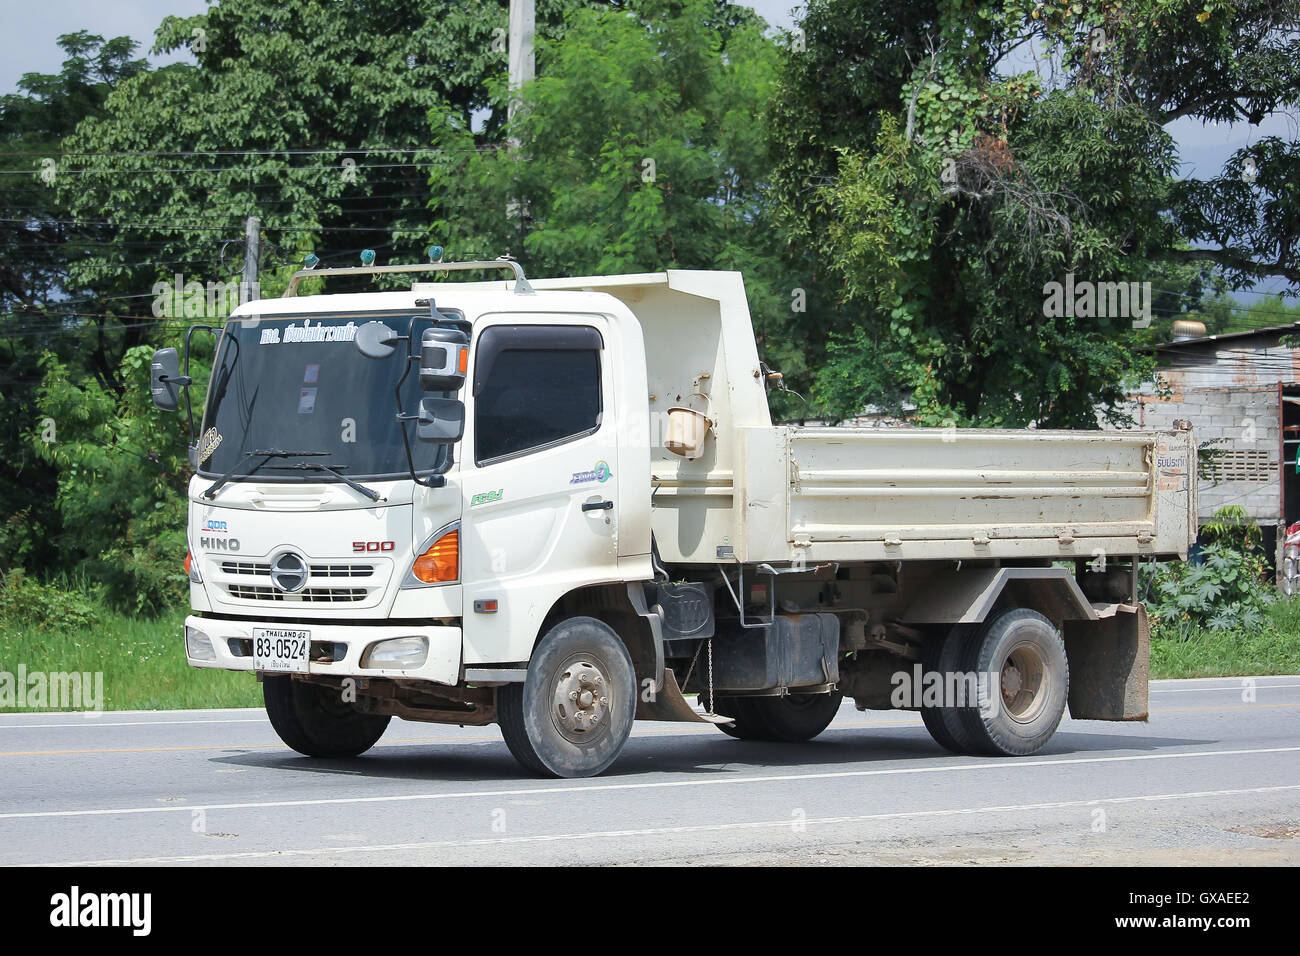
3,745,1298,821
34,783,1300,866
1149,683,1300,694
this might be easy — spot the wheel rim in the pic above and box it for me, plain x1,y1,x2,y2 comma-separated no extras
550,654,614,746
1000,640,1050,724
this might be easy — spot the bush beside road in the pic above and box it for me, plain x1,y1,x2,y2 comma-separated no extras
0,574,259,711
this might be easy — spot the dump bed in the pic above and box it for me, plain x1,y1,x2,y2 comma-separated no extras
727,424,1196,565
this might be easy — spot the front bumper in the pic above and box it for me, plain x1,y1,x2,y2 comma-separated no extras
184,615,462,686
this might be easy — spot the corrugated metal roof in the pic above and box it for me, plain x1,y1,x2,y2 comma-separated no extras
1155,321,1300,350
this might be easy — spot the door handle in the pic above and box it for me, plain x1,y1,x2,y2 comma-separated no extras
581,500,614,512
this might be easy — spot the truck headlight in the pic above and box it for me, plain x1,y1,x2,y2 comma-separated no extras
185,626,217,662
362,636,429,668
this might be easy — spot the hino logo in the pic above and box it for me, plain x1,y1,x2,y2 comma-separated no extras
199,536,240,551
270,551,309,592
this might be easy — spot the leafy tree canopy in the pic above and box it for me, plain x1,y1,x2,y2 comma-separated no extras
769,0,1299,426
421,0,785,367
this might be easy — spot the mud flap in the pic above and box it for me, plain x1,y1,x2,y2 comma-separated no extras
1063,604,1150,721
634,667,734,725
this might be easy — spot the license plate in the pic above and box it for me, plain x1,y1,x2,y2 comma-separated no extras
253,628,311,673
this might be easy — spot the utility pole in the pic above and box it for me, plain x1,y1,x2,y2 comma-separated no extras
506,0,535,234
507,0,535,130
242,215,260,303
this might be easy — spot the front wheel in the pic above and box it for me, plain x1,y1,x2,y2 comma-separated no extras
498,617,636,778
262,675,391,758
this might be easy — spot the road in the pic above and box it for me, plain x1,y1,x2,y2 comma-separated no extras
1,675,1298,866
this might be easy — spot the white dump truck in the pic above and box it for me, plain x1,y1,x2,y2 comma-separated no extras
151,257,1195,777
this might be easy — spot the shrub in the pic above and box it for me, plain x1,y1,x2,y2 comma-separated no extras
1144,543,1274,636
0,571,102,631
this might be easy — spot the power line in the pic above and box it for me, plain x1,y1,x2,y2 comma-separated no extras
0,160,467,177
0,145,499,159
0,218,414,232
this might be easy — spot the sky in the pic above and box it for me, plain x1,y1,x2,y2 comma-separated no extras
3,0,1295,293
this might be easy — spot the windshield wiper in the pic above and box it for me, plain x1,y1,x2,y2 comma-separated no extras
202,449,328,499
273,462,385,503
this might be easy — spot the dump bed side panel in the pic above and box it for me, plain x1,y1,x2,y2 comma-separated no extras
732,426,1193,565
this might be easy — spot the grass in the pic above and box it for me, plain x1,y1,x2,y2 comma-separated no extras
0,606,261,712
1149,597,1300,679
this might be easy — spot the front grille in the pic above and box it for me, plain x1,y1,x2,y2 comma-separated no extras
221,561,271,575
225,585,368,603
309,564,375,578
220,561,374,578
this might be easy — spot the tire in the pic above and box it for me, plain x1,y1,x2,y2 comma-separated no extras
711,691,843,742
954,608,1069,757
498,616,636,778
262,675,391,758
709,695,761,740
919,626,981,754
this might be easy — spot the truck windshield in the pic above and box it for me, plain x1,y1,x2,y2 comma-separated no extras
198,310,450,482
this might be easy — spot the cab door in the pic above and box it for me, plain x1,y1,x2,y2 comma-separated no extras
458,316,620,665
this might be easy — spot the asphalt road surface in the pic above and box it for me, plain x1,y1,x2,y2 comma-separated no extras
2,675,1298,866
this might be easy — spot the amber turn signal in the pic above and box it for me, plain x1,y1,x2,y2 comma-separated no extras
412,530,458,584
184,551,192,576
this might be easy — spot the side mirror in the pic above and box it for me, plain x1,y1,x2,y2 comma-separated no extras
150,348,183,411
416,397,465,443
419,327,469,392
355,321,401,359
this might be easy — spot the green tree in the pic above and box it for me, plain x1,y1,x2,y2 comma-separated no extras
768,0,1300,425
422,0,786,384
30,345,194,613
0,32,149,569
54,0,612,308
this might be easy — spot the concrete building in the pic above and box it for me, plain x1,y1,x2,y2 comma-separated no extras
1121,321,1300,562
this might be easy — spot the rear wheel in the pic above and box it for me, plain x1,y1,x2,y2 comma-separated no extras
498,617,636,778
955,608,1069,757
919,626,980,754
711,691,843,742
710,695,760,739
263,675,390,758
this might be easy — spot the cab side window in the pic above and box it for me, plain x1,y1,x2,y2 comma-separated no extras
473,325,603,465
